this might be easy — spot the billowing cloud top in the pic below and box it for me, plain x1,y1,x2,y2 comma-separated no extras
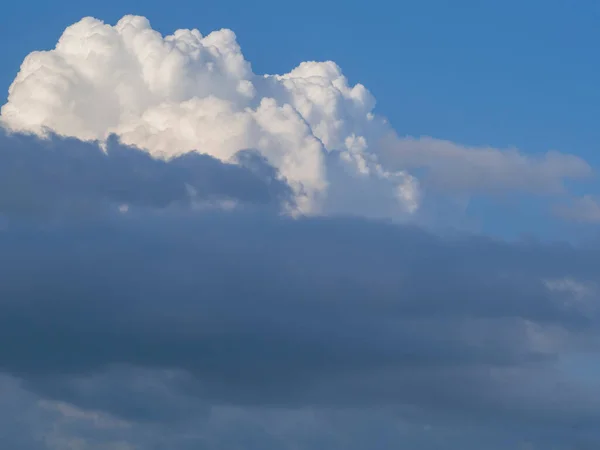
0,15,419,216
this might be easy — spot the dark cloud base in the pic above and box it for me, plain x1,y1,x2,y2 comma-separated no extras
0,131,598,449
0,129,293,218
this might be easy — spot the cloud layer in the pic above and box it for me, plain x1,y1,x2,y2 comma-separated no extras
0,129,293,218
1,196,600,448
0,132,598,447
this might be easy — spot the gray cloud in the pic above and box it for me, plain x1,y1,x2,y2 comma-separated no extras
554,195,600,224
1,132,599,449
1,212,600,428
2,370,599,450
380,134,593,195
0,129,293,218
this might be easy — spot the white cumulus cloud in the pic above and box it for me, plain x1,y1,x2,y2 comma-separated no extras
0,15,417,216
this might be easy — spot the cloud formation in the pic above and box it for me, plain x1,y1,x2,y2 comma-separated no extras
0,15,417,216
0,129,293,218
1,15,592,220
380,135,592,195
0,132,597,448
0,132,598,449
2,14,600,450
554,195,600,224
1,179,600,448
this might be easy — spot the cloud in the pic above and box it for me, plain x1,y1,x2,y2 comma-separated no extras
8,373,587,450
0,128,293,218
554,195,600,223
0,133,597,447
1,205,600,444
0,15,417,216
379,134,592,195
2,13,600,449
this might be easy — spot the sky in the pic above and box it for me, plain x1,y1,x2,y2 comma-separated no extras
1,1,600,449
4,0,600,238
